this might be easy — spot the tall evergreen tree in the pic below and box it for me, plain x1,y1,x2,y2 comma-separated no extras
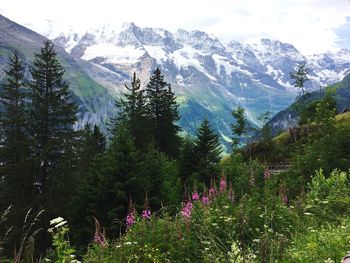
70,125,142,246
82,124,106,156
194,119,222,184
0,53,33,234
77,124,106,176
146,68,180,157
29,40,78,215
290,63,310,96
115,73,150,149
178,136,197,185
231,106,248,150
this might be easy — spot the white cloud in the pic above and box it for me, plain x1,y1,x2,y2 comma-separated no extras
0,0,350,54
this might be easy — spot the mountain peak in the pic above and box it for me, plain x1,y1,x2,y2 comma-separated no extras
121,22,138,31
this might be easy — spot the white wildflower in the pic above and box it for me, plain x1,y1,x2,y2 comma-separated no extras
55,220,67,228
50,217,64,225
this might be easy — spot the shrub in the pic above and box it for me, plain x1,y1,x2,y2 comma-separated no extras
285,218,350,263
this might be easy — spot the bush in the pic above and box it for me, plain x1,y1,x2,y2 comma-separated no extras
304,169,350,223
285,219,350,263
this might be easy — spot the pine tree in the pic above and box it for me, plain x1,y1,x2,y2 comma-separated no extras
231,106,247,150
70,125,142,245
115,72,150,149
29,40,78,214
0,53,33,228
83,124,106,156
146,68,180,157
290,63,310,96
178,136,197,184
77,124,106,174
194,119,222,184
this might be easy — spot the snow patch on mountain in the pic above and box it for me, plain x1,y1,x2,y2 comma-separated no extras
82,43,146,64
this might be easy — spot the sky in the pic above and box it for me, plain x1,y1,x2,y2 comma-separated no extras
1,0,350,54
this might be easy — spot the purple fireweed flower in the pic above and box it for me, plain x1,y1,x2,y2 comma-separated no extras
209,187,216,198
264,169,271,180
279,186,288,205
94,231,107,247
202,195,209,205
142,209,151,220
282,195,288,204
126,211,135,228
93,217,107,247
219,177,227,193
192,191,200,201
181,201,193,219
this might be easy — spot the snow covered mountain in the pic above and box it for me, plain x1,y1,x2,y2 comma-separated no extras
23,21,350,149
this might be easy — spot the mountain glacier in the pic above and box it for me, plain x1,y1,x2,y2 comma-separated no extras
16,21,350,148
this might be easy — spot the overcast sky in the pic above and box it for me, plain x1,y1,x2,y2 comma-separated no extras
1,0,350,54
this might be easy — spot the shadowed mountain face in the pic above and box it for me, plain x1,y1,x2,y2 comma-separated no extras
2,16,350,150
0,14,117,131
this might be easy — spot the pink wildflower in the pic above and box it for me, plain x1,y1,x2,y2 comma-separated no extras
202,195,209,205
279,186,288,205
126,211,135,228
209,187,216,198
142,209,151,220
93,217,107,247
219,177,227,193
192,191,200,201
181,201,193,219
264,168,271,180
126,201,136,229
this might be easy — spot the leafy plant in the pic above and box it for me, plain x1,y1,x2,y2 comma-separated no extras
47,217,79,263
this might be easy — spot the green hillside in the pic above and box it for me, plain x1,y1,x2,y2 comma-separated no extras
265,73,350,137
0,14,116,126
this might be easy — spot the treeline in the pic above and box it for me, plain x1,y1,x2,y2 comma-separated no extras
0,41,224,256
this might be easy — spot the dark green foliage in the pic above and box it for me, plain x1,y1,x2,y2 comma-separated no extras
146,68,180,158
139,147,181,209
114,73,150,150
80,124,106,160
0,52,34,246
28,40,78,216
293,91,348,179
290,63,310,96
231,106,248,150
70,125,141,247
178,136,197,185
298,100,318,125
194,119,222,185
70,126,180,248
221,153,264,199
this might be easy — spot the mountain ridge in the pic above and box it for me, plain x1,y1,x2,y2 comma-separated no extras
2,16,350,150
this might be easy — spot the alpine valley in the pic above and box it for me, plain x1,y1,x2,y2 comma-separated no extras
1,14,350,149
